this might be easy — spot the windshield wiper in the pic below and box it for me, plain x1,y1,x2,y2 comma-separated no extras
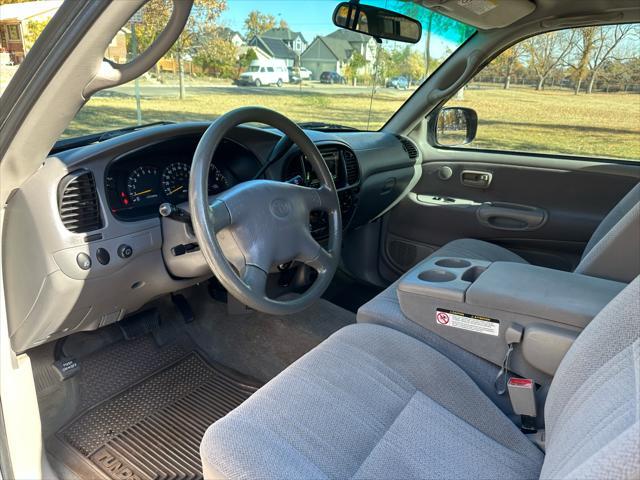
50,121,174,154
298,122,359,132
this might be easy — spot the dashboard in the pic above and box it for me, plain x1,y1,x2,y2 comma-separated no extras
105,135,260,221
5,122,420,353
283,144,361,238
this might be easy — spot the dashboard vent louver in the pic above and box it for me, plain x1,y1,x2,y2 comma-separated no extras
343,149,360,185
397,136,419,159
58,170,103,233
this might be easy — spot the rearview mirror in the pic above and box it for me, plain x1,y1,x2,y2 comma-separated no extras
332,2,422,44
430,107,478,147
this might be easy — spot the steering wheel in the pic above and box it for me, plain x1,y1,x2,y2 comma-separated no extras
189,107,342,315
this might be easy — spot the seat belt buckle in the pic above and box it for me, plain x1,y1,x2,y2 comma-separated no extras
507,377,538,433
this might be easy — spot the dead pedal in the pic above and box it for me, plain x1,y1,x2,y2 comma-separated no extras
118,309,161,340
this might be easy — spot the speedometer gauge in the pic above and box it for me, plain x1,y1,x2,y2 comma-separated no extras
127,166,160,205
162,162,190,200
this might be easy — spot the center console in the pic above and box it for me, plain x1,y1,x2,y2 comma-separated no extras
396,257,626,380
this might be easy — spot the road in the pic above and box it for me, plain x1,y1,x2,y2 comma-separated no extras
101,81,412,98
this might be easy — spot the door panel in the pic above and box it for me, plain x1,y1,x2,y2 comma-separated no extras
381,158,639,279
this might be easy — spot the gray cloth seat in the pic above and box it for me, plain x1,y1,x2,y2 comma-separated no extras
429,183,640,283
200,278,640,479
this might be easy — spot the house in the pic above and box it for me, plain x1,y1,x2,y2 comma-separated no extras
0,0,62,64
326,29,377,63
262,27,307,55
247,35,297,67
301,36,353,79
105,26,129,64
0,0,128,65
217,27,244,48
245,27,308,67
300,29,378,80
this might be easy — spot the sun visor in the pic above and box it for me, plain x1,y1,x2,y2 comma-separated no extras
420,0,536,29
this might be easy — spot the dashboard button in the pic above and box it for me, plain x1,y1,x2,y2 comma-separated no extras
76,253,91,270
117,244,133,259
96,248,110,265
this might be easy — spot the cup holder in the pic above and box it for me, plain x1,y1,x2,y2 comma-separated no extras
462,266,487,283
418,269,457,283
435,258,472,269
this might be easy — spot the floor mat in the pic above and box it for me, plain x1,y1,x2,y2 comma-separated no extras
179,285,356,383
49,353,259,480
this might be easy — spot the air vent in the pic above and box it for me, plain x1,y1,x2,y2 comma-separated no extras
58,170,103,233
342,149,360,185
398,136,419,159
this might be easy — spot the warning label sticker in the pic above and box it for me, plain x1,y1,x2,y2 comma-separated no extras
436,309,500,336
457,0,497,16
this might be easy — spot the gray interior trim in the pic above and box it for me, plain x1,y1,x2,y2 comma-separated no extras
83,0,193,96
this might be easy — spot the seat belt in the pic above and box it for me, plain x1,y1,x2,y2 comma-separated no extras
494,323,538,434
494,323,523,395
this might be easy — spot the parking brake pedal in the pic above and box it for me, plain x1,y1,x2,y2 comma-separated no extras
53,338,80,380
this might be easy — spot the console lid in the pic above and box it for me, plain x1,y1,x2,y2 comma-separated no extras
466,262,625,329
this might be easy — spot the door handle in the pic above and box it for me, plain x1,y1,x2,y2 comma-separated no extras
477,202,547,231
461,170,492,189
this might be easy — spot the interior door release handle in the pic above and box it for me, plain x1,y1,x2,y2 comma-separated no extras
461,170,492,188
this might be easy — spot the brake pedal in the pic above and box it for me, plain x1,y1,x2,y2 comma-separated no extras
171,294,194,323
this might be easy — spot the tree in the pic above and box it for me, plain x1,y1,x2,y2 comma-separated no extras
23,19,48,51
244,11,276,38
393,2,474,79
523,30,575,90
344,51,366,85
238,48,258,69
194,36,238,78
278,19,289,30
586,25,635,93
567,27,596,94
499,44,524,89
135,0,227,99
405,51,425,84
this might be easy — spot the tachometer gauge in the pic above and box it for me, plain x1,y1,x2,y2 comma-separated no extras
162,162,190,200
127,166,160,205
209,164,230,194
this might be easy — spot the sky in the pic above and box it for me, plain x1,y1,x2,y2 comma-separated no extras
219,0,468,58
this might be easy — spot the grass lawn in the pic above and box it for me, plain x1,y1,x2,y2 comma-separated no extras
453,86,640,160
66,87,400,135
65,84,640,161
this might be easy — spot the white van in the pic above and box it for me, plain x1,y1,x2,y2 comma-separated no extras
237,59,290,87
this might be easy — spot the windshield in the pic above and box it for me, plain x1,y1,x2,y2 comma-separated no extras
8,0,474,136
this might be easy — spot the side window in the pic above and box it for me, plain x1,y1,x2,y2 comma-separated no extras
435,24,640,161
267,67,275,73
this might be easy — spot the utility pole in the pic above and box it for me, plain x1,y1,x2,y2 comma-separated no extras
178,45,186,99
424,11,433,78
130,16,142,125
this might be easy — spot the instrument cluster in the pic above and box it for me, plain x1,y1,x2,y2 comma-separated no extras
105,136,255,221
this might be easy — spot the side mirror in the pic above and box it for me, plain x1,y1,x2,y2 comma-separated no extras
429,107,478,147
332,2,422,44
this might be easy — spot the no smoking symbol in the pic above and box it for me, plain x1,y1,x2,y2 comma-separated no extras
436,312,450,325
